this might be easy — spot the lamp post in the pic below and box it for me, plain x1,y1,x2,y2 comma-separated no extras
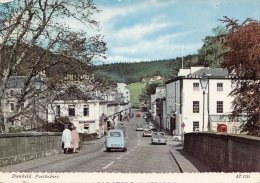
200,73,208,132
159,98,162,131
34,76,43,132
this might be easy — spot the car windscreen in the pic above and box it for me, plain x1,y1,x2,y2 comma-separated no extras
109,132,122,137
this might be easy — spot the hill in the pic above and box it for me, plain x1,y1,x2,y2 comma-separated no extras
127,82,147,108
93,54,197,84
127,80,164,108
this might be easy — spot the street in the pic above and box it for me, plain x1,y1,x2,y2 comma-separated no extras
0,109,186,173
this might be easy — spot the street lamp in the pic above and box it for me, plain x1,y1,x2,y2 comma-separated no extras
159,98,162,131
200,73,208,132
34,76,43,132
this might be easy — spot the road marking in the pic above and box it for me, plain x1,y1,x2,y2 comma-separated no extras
117,155,124,160
102,161,115,169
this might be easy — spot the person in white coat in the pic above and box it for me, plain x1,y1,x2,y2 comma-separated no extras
62,125,72,155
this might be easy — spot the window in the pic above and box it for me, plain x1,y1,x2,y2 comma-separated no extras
10,103,14,111
193,83,199,91
193,121,199,132
193,101,199,113
56,105,60,117
68,105,75,116
217,83,223,91
217,101,223,113
83,105,89,116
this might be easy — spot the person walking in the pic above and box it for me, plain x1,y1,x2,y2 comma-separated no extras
62,125,72,155
172,129,177,136
71,126,80,154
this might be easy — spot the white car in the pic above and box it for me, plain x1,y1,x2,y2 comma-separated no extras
173,135,182,141
148,122,156,130
142,129,153,137
136,124,144,131
151,132,167,145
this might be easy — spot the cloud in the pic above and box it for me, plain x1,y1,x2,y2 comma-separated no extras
0,0,13,3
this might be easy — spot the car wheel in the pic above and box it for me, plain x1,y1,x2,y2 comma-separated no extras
164,143,167,145
174,137,179,141
106,148,111,152
123,148,127,152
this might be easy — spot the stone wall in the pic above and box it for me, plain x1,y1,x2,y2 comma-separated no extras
0,132,62,167
183,132,260,172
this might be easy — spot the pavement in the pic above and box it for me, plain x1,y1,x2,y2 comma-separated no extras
155,126,214,172
0,127,213,173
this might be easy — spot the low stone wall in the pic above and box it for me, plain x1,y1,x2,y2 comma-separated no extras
0,132,62,167
183,132,260,172
82,133,98,141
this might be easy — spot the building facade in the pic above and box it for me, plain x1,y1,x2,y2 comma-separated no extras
165,67,244,136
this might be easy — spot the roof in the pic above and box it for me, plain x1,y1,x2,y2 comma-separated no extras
190,68,229,77
6,76,27,88
54,86,93,101
165,68,232,84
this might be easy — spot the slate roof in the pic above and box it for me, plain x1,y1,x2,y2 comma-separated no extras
54,86,93,101
5,76,27,88
189,68,229,77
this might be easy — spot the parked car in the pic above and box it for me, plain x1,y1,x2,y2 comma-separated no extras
136,113,141,117
136,124,144,131
173,135,182,141
116,125,126,132
105,129,127,152
151,132,167,145
143,113,148,119
142,129,153,137
148,122,156,130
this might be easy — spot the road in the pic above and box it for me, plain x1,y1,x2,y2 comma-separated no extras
0,110,183,173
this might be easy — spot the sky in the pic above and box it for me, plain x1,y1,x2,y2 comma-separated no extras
92,0,260,64
0,0,259,65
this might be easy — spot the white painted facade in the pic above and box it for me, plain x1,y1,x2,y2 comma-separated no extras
165,67,243,135
48,100,100,134
116,83,130,102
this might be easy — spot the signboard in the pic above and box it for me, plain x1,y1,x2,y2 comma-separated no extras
181,122,185,128
79,120,95,124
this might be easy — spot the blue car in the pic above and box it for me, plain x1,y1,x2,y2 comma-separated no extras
105,129,127,152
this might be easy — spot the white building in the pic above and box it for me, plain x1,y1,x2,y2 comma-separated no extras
116,83,130,103
48,83,131,137
165,67,244,136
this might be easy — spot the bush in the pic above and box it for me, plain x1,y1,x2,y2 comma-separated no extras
42,117,73,132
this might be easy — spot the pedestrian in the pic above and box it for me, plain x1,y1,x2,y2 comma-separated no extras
172,129,177,136
71,126,80,154
62,124,72,155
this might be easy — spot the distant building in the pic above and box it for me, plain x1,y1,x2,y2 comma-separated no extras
142,78,152,82
142,75,163,82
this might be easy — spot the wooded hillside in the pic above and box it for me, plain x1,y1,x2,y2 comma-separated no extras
94,54,197,84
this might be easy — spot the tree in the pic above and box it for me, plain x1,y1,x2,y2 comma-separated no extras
219,17,260,136
0,0,107,131
138,81,163,107
197,26,227,68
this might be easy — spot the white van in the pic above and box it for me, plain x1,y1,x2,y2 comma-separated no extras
105,129,127,152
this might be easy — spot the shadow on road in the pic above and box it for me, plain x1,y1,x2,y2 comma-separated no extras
175,148,214,172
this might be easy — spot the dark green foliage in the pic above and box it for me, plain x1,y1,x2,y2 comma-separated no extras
93,55,197,84
139,81,163,104
43,117,73,132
